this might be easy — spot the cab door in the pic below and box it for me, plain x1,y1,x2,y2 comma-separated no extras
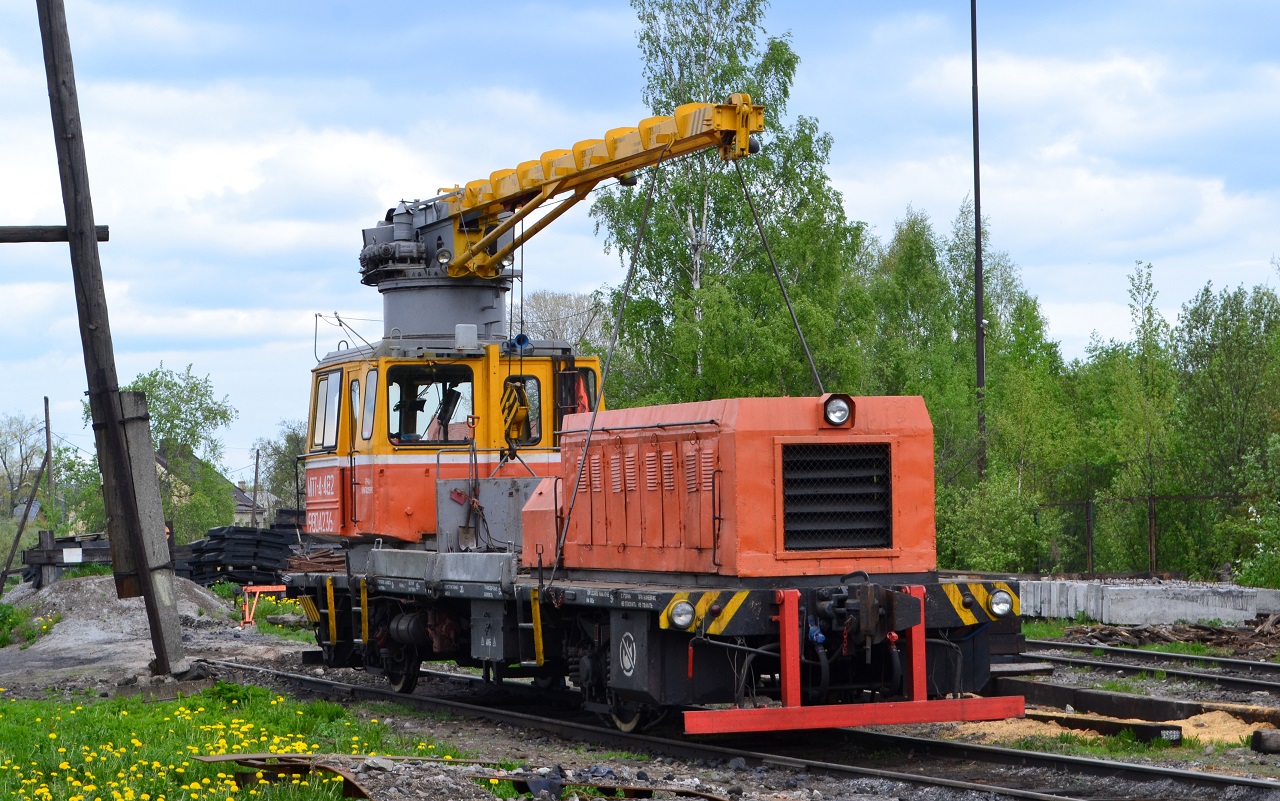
304,368,344,535
351,367,379,527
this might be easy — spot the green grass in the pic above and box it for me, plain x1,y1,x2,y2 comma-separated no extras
208,582,317,642
243,592,315,642
0,681,469,800
209,581,240,601
1021,618,1070,640
256,621,319,643
1097,676,1146,695
1095,669,1167,695
1014,729,1266,768
1013,727,1196,759
0,603,61,649
59,564,114,580
1138,641,1230,659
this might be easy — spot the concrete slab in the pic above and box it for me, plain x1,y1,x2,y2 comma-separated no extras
1255,589,1280,615
1020,580,1257,625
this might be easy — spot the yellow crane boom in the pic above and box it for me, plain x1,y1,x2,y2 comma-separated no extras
438,93,765,278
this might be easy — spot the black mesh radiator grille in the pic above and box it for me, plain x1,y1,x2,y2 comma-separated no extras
782,442,892,550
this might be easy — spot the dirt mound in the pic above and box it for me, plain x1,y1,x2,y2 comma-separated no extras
9,575,231,636
0,575,313,697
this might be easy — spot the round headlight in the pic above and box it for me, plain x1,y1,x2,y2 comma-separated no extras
824,397,851,426
669,600,696,629
436,248,453,264
989,590,1014,618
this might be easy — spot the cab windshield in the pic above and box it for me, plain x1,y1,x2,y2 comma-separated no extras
387,364,474,445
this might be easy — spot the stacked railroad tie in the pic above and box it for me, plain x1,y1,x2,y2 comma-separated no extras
182,526,299,586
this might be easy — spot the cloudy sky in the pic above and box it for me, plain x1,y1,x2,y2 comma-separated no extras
1,0,1276,484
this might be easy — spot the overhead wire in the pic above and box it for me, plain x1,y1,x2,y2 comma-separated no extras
732,159,824,395
547,141,673,588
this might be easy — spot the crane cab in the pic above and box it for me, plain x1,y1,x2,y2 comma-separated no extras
303,337,598,544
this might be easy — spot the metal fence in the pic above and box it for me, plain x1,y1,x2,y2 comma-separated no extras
1039,493,1237,576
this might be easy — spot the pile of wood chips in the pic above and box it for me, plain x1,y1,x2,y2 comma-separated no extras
1061,618,1280,660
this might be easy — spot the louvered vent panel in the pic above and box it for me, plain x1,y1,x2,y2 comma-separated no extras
782,443,891,550
571,449,588,493
625,451,638,492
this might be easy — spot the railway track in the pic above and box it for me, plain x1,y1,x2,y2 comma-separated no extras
1024,638,1280,695
202,658,1280,801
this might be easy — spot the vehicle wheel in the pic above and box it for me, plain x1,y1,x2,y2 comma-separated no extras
384,647,421,694
609,700,647,733
533,673,566,691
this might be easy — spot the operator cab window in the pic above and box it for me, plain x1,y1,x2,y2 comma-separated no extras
361,369,378,440
310,369,342,452
387,364,474,445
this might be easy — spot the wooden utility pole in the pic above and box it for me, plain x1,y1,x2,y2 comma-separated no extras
0,225,108,242
0,452,48,599
35,0,183,673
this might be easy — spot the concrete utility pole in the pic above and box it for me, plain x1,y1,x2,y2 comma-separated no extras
35,0,184,673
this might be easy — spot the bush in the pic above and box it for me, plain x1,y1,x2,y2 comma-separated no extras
937,470,1056,572
1224,435,1280,588
1227,508,1280,588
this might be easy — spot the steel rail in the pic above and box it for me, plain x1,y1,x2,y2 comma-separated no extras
1027,638,1280,676
831,728,1280,793
201,659,1280,800
1024,650,1280,695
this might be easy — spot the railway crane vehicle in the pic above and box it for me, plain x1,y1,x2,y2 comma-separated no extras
287,94,1025,733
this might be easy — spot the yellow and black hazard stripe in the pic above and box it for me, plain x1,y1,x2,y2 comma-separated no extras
297,595,321,624
929,580,1020,627
659,589,757,635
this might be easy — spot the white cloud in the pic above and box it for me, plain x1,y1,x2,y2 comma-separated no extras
5,1,1280,450
0,282,77,337
68,0,239,54
914,50,1280,160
